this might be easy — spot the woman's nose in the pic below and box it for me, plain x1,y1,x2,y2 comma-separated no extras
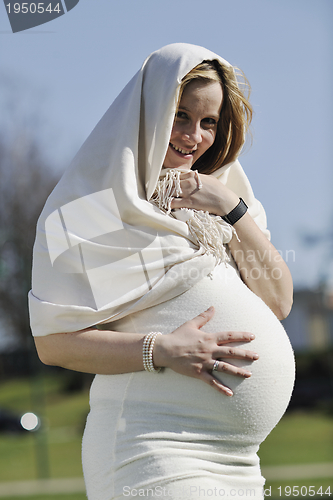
184,121,202,144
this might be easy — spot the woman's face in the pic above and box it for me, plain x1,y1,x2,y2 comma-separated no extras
163,79,223,171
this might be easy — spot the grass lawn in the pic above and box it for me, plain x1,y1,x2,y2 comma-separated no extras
258,409,333,465
0,373,332,499
0,372,89,482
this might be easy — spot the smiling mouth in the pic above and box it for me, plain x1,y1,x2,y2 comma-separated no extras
170,143,195,155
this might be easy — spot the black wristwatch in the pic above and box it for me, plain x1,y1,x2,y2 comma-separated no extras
221,198,248,225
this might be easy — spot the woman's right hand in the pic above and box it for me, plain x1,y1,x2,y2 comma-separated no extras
153,306,259,396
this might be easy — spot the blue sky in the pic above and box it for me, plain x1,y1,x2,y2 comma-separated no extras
0,0,332,288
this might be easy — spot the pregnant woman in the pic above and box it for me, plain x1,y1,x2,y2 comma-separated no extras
29,43,295,499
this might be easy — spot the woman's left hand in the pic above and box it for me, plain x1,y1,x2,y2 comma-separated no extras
170,170,239,216
169,169,293,320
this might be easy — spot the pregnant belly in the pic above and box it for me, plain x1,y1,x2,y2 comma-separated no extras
97,262,295,447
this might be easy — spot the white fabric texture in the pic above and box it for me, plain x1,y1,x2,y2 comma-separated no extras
82,262,295,500
28,43,269,337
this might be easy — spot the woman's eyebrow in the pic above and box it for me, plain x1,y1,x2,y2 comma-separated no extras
178,105,220,119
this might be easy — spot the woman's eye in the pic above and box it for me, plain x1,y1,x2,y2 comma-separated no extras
176,111,188,120
202,118,217,126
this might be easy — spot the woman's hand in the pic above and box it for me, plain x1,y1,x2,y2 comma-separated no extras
153,306,258,396
170,171,238,216
169,170,293,320
34,306,258,391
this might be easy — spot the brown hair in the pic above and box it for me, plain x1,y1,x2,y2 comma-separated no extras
178,60,252,174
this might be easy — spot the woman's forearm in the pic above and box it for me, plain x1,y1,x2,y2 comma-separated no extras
34,329,146,374
228,212,293,320
33,308,259,396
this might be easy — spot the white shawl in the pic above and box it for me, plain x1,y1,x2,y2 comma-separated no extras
29,43,269,336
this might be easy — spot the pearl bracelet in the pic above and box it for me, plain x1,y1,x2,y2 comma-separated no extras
143,332,162,373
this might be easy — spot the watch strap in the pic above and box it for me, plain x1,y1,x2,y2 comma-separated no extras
222,198,248,225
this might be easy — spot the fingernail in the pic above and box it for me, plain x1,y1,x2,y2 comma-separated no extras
226,389,233,396
250,334,255,339
207,306,214,312
253,354,259,359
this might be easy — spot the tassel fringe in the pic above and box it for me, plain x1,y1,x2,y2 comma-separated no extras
151,169,182,215
152,169,238,265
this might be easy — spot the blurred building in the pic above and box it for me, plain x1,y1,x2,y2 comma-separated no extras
282,286,333,409
283,287,333,352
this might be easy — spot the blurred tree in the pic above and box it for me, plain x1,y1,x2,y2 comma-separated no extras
0,129,60,344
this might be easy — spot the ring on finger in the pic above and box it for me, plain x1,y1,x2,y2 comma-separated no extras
194,170,202,190
212,360,219,372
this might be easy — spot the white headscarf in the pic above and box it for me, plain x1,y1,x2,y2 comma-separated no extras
29,43,269,336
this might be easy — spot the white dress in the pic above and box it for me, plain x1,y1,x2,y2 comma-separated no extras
82,260,295,500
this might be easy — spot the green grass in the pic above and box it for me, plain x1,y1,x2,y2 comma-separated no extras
0,372,89,482
0,374,332,500
258,410,333,466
